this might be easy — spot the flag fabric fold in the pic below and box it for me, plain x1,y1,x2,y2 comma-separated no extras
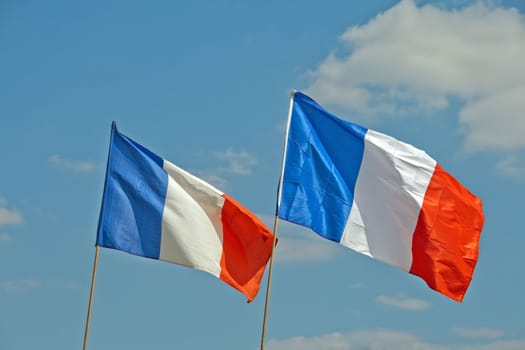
278,92,484,302
97,122,275,302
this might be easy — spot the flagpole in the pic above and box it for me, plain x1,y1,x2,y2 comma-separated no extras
259,90,296,350
82,245,100,350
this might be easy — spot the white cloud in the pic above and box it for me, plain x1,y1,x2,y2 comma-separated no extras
266,329,525,350
275,237,339,263
256,217,340,263
194,172,229,191
190,147,259,189
306,0,525,152
375,294,431,311
350,282,367,289
1,278,79,292
0,197,23,226
496,155,525,178
452,327,505,339
46,279,81,290
1,278,41,293
267,329,442,350
48,154,98,173
0,233,11,243
215,147,258,175
460,85,525,151
458,340,525,350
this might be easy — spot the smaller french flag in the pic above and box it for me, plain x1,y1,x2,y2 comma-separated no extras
279,92,484,302
96,122,275,302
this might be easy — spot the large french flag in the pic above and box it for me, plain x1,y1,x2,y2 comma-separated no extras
279,92,484,302
97,123,275,302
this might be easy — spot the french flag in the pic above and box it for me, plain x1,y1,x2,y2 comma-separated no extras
96,122,275,302
279,92,484,302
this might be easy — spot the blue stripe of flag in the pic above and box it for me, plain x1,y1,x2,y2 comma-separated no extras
278,92,367,242
96,122,167,259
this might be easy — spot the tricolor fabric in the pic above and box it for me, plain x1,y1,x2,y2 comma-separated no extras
278,92,484,302
97,122,275,302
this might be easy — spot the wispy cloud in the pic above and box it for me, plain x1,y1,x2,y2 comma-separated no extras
267,329,440,350
267,329,525,350
1,278,80,293
194,172,229,191
275,237,339,263
215,147,258,175
496,156,525,178
193,148,259,189
256,217,340,263
1,278,41,293
305,0,525,152
48,154,98,174
452,327,505,339
375,294,431,311
46,279,81,290
274,119,287,133
0,197,23,226
350,281,367,289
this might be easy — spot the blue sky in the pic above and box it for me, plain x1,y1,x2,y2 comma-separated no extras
1,1,524,349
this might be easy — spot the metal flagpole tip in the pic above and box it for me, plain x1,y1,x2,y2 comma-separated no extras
290,90,297,97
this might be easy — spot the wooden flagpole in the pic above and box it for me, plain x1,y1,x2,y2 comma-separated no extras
259,90,296,350
82,245,100,350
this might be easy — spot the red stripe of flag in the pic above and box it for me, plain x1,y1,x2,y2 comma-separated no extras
410,164,484,302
